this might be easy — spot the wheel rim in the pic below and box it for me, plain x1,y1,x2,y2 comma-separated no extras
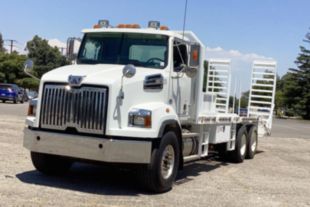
251,133,257,152
240,134,246,156
160,145,175,180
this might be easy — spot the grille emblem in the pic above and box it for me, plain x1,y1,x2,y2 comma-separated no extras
68,75,85,86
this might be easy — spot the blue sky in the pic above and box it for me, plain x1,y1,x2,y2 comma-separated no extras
0,0,309,90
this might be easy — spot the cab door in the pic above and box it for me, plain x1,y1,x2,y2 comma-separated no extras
169,39,192,120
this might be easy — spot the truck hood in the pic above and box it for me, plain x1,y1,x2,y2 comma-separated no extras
41,64,165,86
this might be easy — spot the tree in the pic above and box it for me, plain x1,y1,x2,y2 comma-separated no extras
0,33,6,53
16,77,39,90
284,31,310,119
26,35,69,78
0,52,27,83
240,90,249,108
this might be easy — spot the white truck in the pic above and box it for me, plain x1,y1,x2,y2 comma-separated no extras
23,20,276,193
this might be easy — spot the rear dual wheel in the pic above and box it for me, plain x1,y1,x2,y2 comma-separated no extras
229,125,258,163
246,126,258,159
229,126,248,163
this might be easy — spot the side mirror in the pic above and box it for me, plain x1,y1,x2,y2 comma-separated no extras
24,59,33,70
176,64,197,78
184,66,198,78
122,64,136,78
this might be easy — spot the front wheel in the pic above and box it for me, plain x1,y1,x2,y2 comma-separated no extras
142,131,180,193
31,152,73,175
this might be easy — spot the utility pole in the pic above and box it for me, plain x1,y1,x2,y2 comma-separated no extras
4,39,18,53
59,47,66,55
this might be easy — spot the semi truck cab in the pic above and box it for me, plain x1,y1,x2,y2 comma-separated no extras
23,20,276,193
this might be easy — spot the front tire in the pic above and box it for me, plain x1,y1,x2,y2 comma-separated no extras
31,152,73,175
143,131,180,193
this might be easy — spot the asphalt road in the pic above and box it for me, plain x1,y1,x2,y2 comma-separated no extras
272,118,310,139
0,102,309,207
1,102,309,139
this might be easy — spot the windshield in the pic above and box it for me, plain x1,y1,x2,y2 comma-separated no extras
0,85,12,90
77,33,168,69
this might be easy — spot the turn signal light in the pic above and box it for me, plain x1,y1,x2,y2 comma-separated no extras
192,49,199,61
27,99,37,116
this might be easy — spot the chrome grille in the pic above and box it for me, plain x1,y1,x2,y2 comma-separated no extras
40,84,107,135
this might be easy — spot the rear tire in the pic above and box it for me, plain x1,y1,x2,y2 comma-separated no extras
31,152,73,175
229,126,247,163
142,131,180,193
246,126,258,159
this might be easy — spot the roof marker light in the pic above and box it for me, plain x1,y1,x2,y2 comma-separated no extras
160,25,169,30
116,24,141,28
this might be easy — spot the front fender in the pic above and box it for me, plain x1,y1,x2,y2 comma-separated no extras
108,102,180,138
130,102,180,136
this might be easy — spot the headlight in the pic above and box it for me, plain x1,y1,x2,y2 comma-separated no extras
128,109,152,128
27,98,37,116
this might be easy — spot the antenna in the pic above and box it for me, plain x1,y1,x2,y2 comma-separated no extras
182,0,188,40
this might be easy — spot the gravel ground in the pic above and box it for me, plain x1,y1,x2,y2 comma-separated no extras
0,103,310,207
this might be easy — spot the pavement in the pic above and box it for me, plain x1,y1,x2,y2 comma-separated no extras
272,118,310,139
0,102,309,207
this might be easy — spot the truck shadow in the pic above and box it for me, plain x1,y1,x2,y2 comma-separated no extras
16,152,263,195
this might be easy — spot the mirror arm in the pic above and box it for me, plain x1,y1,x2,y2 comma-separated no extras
24,67,40,81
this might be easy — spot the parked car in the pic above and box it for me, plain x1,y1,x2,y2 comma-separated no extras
27,90,38,100
0,83,24,104
20,88,29,102
239,108,248,117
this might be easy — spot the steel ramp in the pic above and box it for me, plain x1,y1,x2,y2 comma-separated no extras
206,59,231,114
248,60,277,137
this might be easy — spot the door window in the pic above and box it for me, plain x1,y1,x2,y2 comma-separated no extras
173,41,188,71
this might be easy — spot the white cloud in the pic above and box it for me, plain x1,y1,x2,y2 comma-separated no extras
206,47,274,94
48,39,66,55
206,47,272,61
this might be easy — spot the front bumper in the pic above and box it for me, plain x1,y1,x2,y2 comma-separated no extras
23,127,152,164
